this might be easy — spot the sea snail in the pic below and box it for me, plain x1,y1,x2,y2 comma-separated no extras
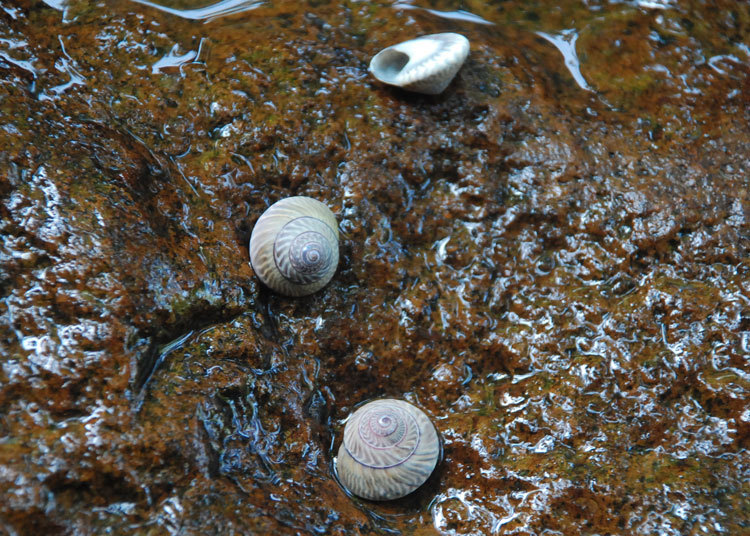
249,196,339,297
369,33,470,95
336,399,441,501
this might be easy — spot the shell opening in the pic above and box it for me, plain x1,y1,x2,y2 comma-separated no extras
370,49,410,83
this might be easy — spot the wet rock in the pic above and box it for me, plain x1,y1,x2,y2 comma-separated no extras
0,0,748,534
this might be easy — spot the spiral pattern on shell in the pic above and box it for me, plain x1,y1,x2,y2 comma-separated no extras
336,399,440,501
249,197,339,297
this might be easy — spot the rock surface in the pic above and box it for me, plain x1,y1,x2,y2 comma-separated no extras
0,0,748,534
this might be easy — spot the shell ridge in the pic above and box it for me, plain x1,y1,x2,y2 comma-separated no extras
344,442,419,469
399,42,463,83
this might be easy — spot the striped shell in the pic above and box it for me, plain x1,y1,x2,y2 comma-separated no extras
249,196,339,297
369,33,470,95
336,399,440,501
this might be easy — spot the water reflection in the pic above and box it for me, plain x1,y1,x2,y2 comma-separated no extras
41,0,71,22
40,36,86,100
129,0,264,21
536,29,593,92
392,1,494,26
152,39,207,75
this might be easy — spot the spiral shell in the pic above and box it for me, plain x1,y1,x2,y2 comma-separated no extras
369,33,470,95
336,399,440,501
249,196,339,297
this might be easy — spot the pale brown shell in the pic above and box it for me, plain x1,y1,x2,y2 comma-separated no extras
249,197,339,297
336,399,440,501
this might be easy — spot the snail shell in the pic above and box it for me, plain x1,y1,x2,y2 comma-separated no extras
249,196,339,297
336,399,440,501
369,33,470,95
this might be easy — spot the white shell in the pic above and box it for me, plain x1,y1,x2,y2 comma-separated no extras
369,33,470,95
249,196,339,297
336,399,440,501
